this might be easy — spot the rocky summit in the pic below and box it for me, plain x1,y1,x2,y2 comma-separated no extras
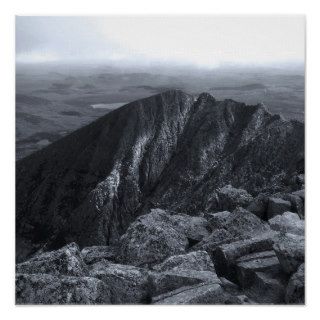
16,90,305,304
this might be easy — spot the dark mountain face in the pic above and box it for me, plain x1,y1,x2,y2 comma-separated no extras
16,90,304,261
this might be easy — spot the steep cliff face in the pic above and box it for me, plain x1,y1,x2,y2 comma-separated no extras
16,90,304,261
146,94,304,214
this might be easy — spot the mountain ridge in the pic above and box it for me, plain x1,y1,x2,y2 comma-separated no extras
16,90,304,261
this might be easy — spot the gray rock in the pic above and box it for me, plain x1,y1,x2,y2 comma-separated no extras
193,209,271,258
205,211,232,229
223,207,271,238
216,185,253,211
118,209,188,266
284,194,304,218
269,212,304,236
191,229,237,257
235,250,283,288
219,277,241,295
292,189,305,201
285,263,305,304
246,194,269,220
16,273,110,304
245,271,287,304
152,282,244,305
81,246,116,264
151,270,220,296
16,243,88,277
267,197,291,219
214,232,277,280
89,260,151,304
153,251,215,272
233,250,289,303
297,174,305,185
170,214,211,242
273,233,304,274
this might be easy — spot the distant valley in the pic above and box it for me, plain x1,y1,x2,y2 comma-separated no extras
16,64,304,160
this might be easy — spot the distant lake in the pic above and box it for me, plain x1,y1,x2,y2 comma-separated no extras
90,102,127,109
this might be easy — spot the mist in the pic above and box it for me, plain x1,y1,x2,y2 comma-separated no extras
16,16,305,69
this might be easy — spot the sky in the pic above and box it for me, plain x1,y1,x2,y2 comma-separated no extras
16,16,305,68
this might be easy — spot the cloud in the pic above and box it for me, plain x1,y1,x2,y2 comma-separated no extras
16,16,305,67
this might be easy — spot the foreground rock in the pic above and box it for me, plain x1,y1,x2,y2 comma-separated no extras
192,209,271,260
292,189,305,201
214,232,277,280
16,243,88,277
151,270,220,297
269,212,304,236
235,250,288,303
169,215,210,243
220,208,270,237
118,209,210,266
215,185,253,212
81,246,116,264
273,233,305,274
150,251,218,296
284,193,304,218
285,263,305,304
246,194,269,220
152,283,249,305
16,273,110,304
267,197,291,219
235,251,283,287
89,260,151,304
153,251,215,272
205,211,232,229
245,272,287,304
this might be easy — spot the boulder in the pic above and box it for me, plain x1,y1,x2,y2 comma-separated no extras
151,270,220,296
246,194,269,220
218,277,256,303
284,194,304,218
234,250,289,303
292,189,305,202
245,271,287,304
273,233,304,274
170,214,211,244
235,250,283,288
118,209,188,266
219,277,241,295
81,246,116,264
152,282,246,305
267,197,291,219
285,263,305,304
214,232,277,280
297,174,305,186
205,211,232,229
192,210,271,261
288,173,305,189
191,229,237,257
269,212,304,236
89,260,151,304
16,243,88,277
216,185,253,211
267,192,304,217
16,273,110,304
153,251,215,272
222,208,271,238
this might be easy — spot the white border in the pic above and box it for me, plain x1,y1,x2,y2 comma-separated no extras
1,0,319,318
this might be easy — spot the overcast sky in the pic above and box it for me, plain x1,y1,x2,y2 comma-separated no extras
16,16,305,68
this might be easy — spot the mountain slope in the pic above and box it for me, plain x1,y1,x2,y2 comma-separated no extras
16,90,304,261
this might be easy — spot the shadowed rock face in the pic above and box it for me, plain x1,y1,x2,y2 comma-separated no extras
16,90,304,261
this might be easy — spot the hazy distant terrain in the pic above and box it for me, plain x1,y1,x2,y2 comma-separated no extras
16,63,304,160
